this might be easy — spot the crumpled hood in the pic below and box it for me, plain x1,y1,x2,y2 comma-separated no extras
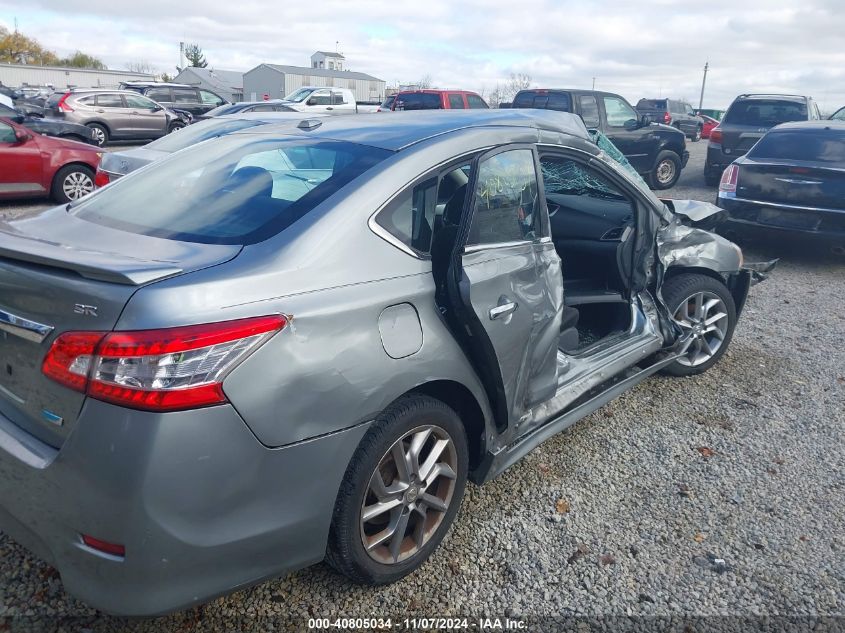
662,198,725,223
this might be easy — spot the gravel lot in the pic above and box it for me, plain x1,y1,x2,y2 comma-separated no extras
0,141,843,631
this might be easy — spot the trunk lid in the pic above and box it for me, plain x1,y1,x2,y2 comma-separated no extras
719,123,770,155
737,159,845,210
0,207,241,447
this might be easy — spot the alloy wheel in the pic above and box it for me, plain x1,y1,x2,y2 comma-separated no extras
62,171,94,200
656,159,677,185
91,128,105,145
672,291,729,366
360,425,458,564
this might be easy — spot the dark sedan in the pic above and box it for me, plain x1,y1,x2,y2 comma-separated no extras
193,100,295,121
716,121,845,250
0,103,97,145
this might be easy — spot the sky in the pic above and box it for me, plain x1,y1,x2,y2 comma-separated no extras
2,0,845,112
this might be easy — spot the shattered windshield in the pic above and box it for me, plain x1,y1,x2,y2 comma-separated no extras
541,130,648,200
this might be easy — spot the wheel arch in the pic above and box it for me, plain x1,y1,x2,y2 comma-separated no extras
85,120,111,134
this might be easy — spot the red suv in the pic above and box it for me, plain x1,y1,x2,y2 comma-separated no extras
392,90,489,111
0,117,102,203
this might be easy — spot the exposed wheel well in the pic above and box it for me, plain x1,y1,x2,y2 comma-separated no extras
86,121,111,134
664,265,725,285
408,380,487,470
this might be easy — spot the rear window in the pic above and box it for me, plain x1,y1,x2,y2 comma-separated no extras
380,95,395,109
512,91,572,112
748,129,845,164
636,99,667,110
723,99,807,126
394,93,442,110
71,136,391,245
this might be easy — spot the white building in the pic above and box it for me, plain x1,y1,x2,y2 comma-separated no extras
310,51,344,71
244,53,385,103
0,63,154,89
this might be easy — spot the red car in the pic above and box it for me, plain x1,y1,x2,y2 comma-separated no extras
698,114,719,139
0,116,102,203
391,89,489,111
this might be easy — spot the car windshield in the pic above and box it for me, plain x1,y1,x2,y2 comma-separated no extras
749,128,845,164
71,135,391,245
285,88,314,103
144,118,272,153
723,99,807,126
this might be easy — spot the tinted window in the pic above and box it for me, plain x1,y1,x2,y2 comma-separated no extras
723,99,807,126
603,96,637,127
394,93,442,110
636,99,667,110
376,177,438,255
173,89,199,104
578,95,601,128
468,149,540,245
381,95,395,109
96,94,124,108
146,88,172,102
124,94,157,109
467,94,488,109
305,91,330,106
204,104,242,117
748,129,845,164
71,137,390,245
448,94,465,109
200,90,223,105
512,91,571,112
250,104,275,112
0,122,15,143
75,95,96,106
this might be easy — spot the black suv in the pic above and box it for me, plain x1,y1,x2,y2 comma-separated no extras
636,98,703,141
705,93,820,185
119,82,229,118
512,89,688,189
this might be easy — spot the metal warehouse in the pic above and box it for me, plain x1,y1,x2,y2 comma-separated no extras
172,67,244,103
0,63,155,89
243,62,385,103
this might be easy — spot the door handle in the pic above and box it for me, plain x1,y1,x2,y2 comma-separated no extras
95,109,105,113
326,106,334,110
489,301,518,320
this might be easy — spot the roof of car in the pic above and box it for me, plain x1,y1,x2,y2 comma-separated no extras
734,94,810,102
119,81,194,88
395,89,481,95
767,120,845,131
237,109,591,151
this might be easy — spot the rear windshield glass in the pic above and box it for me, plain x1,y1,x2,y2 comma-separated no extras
748,129,845,163
723,100,807,126
144,118,272,152
71,135,391,245
203,104,245,117
394,93,442,110
636,99,667,110
512,91,572,112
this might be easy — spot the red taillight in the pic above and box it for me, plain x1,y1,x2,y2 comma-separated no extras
81,534,125,557
719,164,738,193
42,315,287,412
663,111,671,124
94,168,110,188
57,92,74,112
710,127,722,144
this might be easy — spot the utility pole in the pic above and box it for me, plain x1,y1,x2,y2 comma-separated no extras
698,61,709,111
592,77,596,90
179,42,185,72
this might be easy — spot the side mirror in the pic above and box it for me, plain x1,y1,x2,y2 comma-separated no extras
624,118,639,130
639,114,651,127
306,98,317,106
152,104,163,112
12,113,25,124
14,129,32,143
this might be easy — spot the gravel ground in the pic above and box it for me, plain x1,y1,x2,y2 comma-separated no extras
0,142,843,631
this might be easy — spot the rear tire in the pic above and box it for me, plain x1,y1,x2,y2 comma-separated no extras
661,273,737,377
51,164,95,203
86,123,108,147
649,150,682,189
326,394,468,585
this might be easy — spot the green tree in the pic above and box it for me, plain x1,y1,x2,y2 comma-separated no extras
60,50,106,69
184,43,207,68
0,26,59,65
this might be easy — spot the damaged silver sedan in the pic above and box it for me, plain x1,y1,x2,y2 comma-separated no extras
0,110,773,614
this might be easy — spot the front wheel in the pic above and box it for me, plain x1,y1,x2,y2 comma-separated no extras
649,150,682,189
326,394,468,585
86,123,108,147
661,273,737,377
51,164,95,203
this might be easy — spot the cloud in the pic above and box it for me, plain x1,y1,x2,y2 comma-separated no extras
2,0,844,111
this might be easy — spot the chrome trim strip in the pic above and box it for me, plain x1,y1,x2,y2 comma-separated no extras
463,240,534,254
722,195,845,214
0,309,54,343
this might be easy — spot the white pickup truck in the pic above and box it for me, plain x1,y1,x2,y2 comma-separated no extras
281,87,379,114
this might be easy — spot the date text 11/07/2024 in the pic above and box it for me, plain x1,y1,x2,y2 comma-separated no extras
307,617,528,630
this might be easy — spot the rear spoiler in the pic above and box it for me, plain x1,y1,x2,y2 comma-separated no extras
0,233,182,285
